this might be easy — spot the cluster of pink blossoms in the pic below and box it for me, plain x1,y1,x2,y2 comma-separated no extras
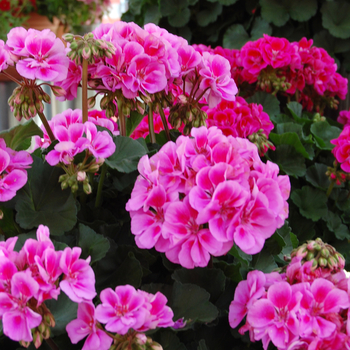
331,126,350,173
67,285,174,350
0,225,96,343
57,21,237,111
126,126,290,269
337,109,350,127
229,256,350,350
0,138,33,202
195,35,347,112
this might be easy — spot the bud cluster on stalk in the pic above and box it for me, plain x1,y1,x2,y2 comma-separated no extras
63,33,116,65
290,237,345,272
326,161,350,186
248,129,276,156
110,333,163,350
8,85,50,121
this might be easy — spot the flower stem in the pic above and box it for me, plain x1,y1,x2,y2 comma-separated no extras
95,163,107,208
36,109,56,142
45,338,60,350
82,58,88,123
117,99,126,137
157,102,170,141
326,180,335,198
148,102,156,144
0,70,22,85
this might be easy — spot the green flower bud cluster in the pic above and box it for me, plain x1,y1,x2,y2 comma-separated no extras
59,168,94,195
8,85,50,121
290,237,345,272
110,333,163,350
169,102,207,135
63,32,116,65
326,161,349,186
248,129,275,156
312,113,326,122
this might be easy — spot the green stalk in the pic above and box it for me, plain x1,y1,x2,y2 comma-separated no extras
326,180,335,198
36,109,56,142
148,102,156,144
95,163,107,208
158,102,170,141
117,99,126,137
45,338,60,350
82,58,88,123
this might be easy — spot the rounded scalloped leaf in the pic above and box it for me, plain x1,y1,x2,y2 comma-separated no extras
196,2,222,27
223,24,249,49
159,0,189,17
288,0,317,22
321,1,350,39
168,7,191,27
207,0,238,4
251,17,272,41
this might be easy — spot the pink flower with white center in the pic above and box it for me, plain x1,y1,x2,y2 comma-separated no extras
298,278,350,339
66,302,113,350
95,285,149,335
0,270,42,342
0,256,17,293
162,197,227,268
15,28,69,82
0,40,11,72
199,52,238,107
260,34,292,69
83,122,116,160
59,247,97,303
6,27,29,59
137,291,174,331
229,270,266,329
247,281,302,350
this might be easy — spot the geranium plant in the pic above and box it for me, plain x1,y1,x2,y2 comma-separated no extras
0,19,349,350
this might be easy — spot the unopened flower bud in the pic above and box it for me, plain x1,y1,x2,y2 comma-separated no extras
62,33,75,43
51,85,66,98
306,252,314,261
77,171,86,182
33,330,43,349
71,183,79,193
61,181,69,190
318,257,328,268
87,96,96,109
82,45,92,61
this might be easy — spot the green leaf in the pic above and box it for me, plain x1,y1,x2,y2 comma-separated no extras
268,144,306,177
251,17,272,41
128,0,144,15
171,281,218,324
196,2,222,27
126,111,145,137
324,211,350,240
288,0,317,22
253,248,278,272
276,123,303,137
260,0,290,26
313,30,350,55
159,0,188,16
305,163,330,190
269,132,311,159
0,207,20,237
45,293,78,336
321,1,350,39
105,136,147,173
246,91,280,118
154,330,186,350
291,186,328,222
78,224,110,264
144,5,161,24
214,261,242,282
168,7,191,27
310,121,341,150
229,245,252,264
0,119,42,151
287,101,302,118
223,24,249,49
172,268,226,301
197,340,208,350
15,156,77,235
260,0,317,26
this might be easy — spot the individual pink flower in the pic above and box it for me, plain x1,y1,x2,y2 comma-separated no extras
14,28,69,82
95,285,149,334
331,126,350,172
247,281,302,350
229,270,266,328
0,40,10,72
59,247,97,303
0,270,42,342
337,109,350,126
66,302,113,350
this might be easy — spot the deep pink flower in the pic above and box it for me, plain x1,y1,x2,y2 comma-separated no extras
0,270,42,342
66,302,113,350
95,285,149,334
59,247,97,303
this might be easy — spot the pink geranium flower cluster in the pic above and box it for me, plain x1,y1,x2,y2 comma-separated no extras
0,225,96,344
331,126,350,173
229,255,350,350
0,138,33,202
4,27,69,82
198,35,348,112
67,285,174,350
126,126,289,268
337,109,350,127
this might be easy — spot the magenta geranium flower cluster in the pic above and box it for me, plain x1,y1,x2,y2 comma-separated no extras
229,247,350,350
0,225,175,348
195,35,348,112
126,126,290,268
331,126,350,173
0,138,32,202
